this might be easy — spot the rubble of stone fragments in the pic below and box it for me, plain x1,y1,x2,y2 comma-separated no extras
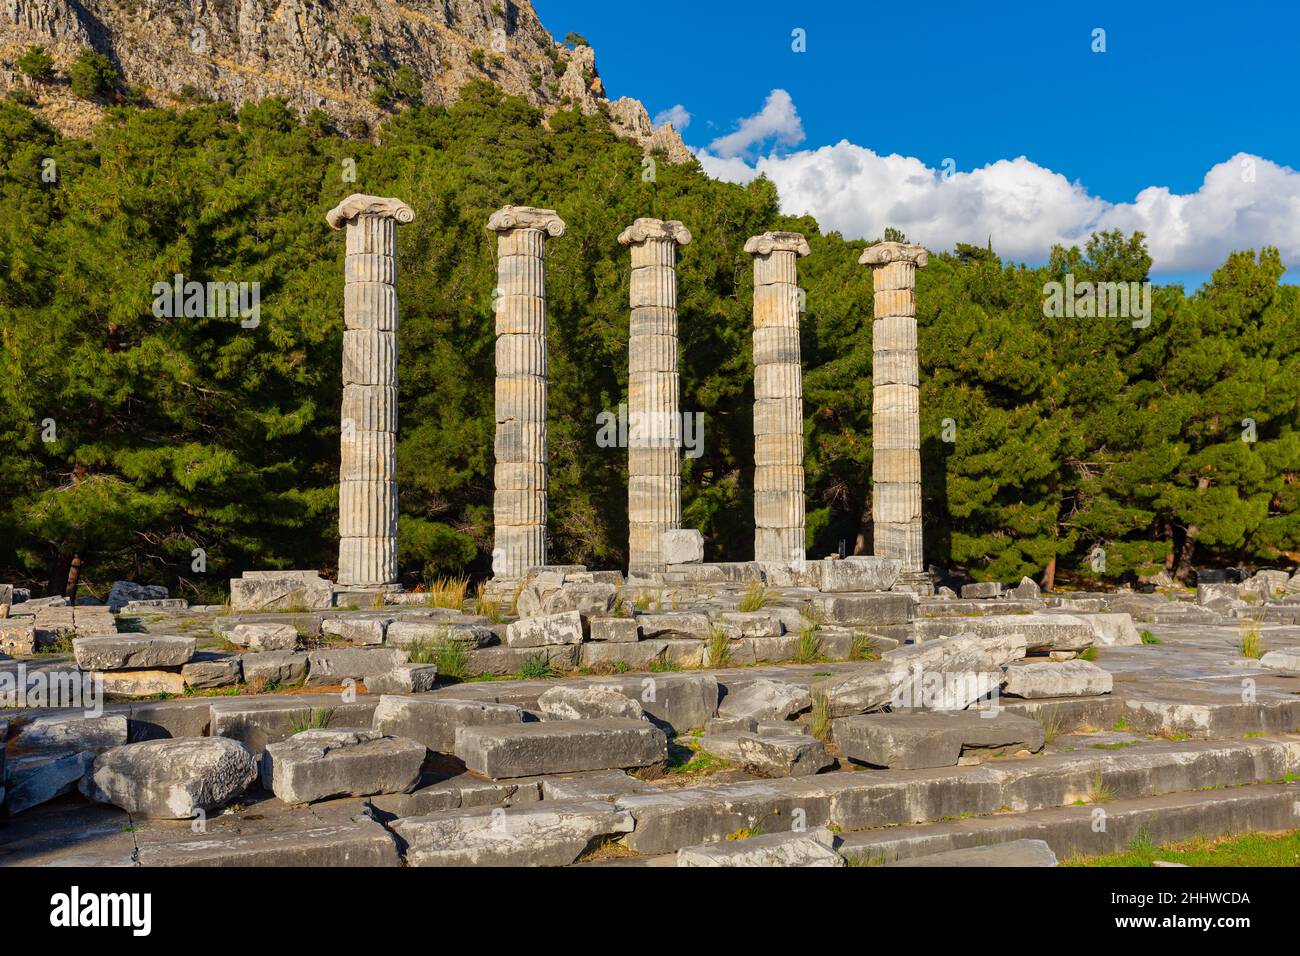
3,559,1300,868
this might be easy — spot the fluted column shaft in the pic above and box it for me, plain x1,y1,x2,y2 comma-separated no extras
860,241,928,572
489,206,566,579
746,231,811,565
619,218,692,572
327,194,414,588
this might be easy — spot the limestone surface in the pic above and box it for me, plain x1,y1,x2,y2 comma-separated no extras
537,685,646,721
371,695,526,753
455,718,667,779
1002,659,1114,698
678,827,842,867
262,728,425,804
72,635,195,670
81,737,258,818
395,799,634,866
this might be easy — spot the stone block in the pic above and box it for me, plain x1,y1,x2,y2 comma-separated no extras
455,718,668,779
537,685,645,721
819,556,901,593
107,581,168,612
229,571,333,612
1002,659,1113,698
96,670,186,697
699,732,833,777
506,610,584,648
394,800,634,866
181,653,243,689
73,635,195,671
588,617,642,642
961,581,1003,599
833,710,1045,769
365,663,438,694
371,696,526,753
81,737,258,818
262,728,425,804
11,714,128,754
305,647,407,686
661,529,704,564
718,679,812,721
811,593,913,626
240,650,309,686
321,617,388,645
677,828,842,867
635,611,711,640
4,751,95,814
227,623,298,652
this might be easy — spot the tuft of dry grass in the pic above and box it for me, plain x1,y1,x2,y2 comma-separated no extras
738,582,770,613
422,574,469,610
1239,615,1265,659
809,690,833,743
706,626,732,668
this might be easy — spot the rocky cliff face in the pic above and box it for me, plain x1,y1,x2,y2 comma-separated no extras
0,0,690,160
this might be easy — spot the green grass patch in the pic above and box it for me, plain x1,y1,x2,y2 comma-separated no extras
1065,829,1300,867
737,582,770,612
1139,629,1162,645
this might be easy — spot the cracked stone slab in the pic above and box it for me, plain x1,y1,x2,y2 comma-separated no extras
262,728,425,804
677,827,842,866
455,718,667,779
80,737,258,819
72,635,196,671
394,799,634,866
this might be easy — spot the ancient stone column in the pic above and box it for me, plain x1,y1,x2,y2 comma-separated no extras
860,241,928,573
746,231,811,566
488,206,566,579
619,218,692,572
326,194,415,589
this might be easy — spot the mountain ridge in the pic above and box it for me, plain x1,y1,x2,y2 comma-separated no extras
0,0,691,160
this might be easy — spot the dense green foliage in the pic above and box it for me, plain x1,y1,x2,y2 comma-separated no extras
0,82,1296,599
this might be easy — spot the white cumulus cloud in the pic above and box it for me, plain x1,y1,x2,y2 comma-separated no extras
707,89,805,159
695,92,1300,274
653,104,692,131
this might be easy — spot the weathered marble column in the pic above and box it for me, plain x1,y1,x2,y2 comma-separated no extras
327,194,415,588
860,241,928,573
746,231,811,566
488,206,566,579
619,218,692,572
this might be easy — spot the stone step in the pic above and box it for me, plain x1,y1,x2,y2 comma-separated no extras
612,736,1300,855
136,816,400,866
677,827,842,866
455,718,668,780
393,799,634,866
837,782,1300,865
832,710,1045,769
209,696,379,754
881,838,1058,867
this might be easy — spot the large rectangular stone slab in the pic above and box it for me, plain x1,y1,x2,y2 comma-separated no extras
832,711,1045,769
811,593,913,626
72,635,195,671
455,718,667,780
136,817,400,866
394,799,633,866
229,571,334,612
371,695,526,753
305,647,407,686
209,696,379,754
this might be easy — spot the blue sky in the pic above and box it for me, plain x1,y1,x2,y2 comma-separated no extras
533,0,1300,285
